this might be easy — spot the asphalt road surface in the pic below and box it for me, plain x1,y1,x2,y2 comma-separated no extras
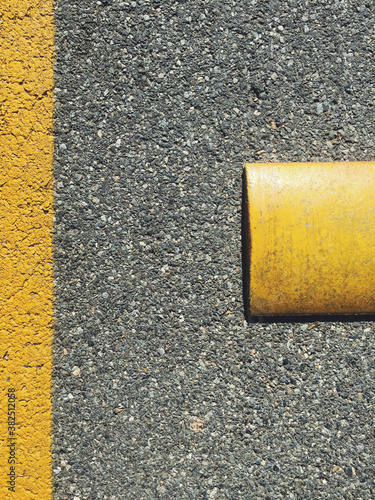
53,1,375,498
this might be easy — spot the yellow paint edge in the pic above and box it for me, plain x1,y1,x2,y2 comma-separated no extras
0,1,54,498
242,167,251,318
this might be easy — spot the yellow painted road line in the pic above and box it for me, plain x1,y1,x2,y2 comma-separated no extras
244,162,375,316
0,1,54,498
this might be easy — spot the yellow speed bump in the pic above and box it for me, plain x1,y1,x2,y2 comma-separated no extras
244,162,375,316
0,0,54,498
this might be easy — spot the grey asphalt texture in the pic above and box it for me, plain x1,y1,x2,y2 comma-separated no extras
53,1,375,499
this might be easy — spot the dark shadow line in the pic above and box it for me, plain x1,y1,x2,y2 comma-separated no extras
247,314,375,324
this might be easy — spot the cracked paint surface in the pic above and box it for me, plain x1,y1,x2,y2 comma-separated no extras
0,1,54,498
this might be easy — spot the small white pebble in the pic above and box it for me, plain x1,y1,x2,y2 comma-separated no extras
209,487,218,498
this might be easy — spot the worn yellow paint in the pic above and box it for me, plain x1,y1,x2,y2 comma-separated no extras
244,162,375,316
0,0,54,498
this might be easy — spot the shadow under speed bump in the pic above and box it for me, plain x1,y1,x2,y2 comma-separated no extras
243,162,375,317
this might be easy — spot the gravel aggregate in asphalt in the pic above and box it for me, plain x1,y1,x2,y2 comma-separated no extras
53,1,375,498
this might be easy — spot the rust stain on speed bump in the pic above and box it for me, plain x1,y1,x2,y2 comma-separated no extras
0,1,54,498
244,162,375,316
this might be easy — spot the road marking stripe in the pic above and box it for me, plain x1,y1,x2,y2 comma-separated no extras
0,1,54,498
